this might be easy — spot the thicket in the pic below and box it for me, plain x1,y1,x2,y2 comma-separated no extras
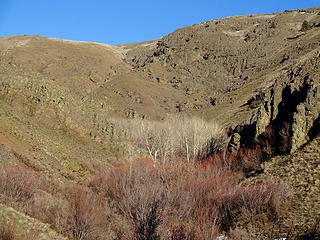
0,159,291,239
95,159,290,239
110,116,225,163
0,165,42,204
0,117,295,239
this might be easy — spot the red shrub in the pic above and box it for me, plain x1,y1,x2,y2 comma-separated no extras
105,159,165,240
28,191,70,234
89,157,291,238
67,186,103,240
203,146,264,174
193,210,219,240
162,159,290,231
0,164,42,203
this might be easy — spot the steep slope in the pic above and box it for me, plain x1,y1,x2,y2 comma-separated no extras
0,204,66,240
124,8,320,154
1,9,319,156
243,135,320,238
0,7,320,239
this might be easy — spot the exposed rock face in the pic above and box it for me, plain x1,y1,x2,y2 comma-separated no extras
227,133,241,152
229,52,320,155
292,80,320,152
118,7,320,156
0,8,320,238
0,8,320,165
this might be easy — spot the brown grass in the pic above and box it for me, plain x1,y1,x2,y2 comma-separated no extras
0,220,37,240
0,220,16,240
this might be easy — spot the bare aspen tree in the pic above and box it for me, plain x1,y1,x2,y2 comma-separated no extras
178,117,192,162
109,116,224,164
175,116,223,162
111,118,163,162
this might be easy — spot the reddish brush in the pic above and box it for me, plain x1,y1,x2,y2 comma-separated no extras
102,158,290,238
67,186,103,240
0,164,42,203
201,145,264,174
105,158,165,240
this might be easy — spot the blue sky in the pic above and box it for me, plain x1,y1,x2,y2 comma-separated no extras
0,0,319,45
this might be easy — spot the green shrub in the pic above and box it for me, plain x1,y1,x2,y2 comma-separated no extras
301,20,311,31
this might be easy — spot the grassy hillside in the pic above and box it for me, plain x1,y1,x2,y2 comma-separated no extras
0,7,320,239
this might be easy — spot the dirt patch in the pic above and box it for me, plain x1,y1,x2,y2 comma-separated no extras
0,131,32,154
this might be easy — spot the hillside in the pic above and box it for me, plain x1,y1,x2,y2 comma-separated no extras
0,7,320,239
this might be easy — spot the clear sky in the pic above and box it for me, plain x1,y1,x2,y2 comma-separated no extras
0,0,319,45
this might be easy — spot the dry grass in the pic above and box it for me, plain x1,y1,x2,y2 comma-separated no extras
0,219,38,240
0,220,16,240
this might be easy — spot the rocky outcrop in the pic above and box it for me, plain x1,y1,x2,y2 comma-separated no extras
227,133,241,152
229,52,320,156
291,79,320,152
1,9,320,161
